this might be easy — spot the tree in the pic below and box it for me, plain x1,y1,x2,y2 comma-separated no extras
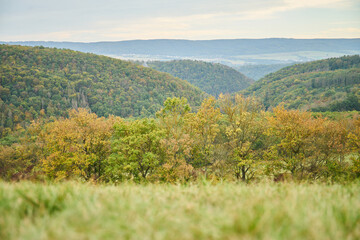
0,119,45,180
156,97,195,182
106,118,165,181
266,107,349,181
188,97,221,169
40,109,117,180
348,115,360,178
219,94,266,181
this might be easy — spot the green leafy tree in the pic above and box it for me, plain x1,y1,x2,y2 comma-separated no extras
156,97,195,182
106,118,165,181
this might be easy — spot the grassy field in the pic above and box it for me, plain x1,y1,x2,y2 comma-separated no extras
0,181,359,240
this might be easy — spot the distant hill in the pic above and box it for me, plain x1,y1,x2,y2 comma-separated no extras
234,63,297,80
240,55,360,111
147,60,254,96
0,45,206,134
3,38,360,57
2,39,360,65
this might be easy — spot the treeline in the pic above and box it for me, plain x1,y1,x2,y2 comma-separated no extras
241,55,360,111
147,60,254,96
1,95,359,183
312,94,360,112
0,45,205,137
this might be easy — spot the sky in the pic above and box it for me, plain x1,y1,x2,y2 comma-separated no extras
0,0,359,42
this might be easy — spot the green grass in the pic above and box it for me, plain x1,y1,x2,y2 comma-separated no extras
0,181,359,240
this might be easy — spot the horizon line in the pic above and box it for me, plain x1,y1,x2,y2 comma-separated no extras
2,37,360,44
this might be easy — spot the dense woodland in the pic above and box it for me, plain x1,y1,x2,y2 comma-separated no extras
147,60,253,96
1,46,360,184
241,55,360,111
0,45,206,136
1,95,359,183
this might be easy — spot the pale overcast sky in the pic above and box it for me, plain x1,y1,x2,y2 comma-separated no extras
0,0,359,41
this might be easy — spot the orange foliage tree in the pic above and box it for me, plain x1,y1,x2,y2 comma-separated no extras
40,109,119,180
267,106,349,181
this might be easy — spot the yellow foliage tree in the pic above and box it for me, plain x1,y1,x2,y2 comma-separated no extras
188,97,221,170
267,107,349,180
40,109,119,180
219,94,266,181
156,97,195,182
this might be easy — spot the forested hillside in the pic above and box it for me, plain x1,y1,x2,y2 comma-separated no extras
147,60,254,96
241,55,360,111
0,45,206,135
234,63,297,80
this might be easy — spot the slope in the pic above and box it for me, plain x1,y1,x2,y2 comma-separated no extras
234,63,298,80
147,60,254,96
0,45,206,134
240,55,360,111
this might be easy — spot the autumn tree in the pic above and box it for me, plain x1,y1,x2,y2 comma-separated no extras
188,97,221,169
156,97,195,182
267,107,349,181
348,115,360,178
40,109,117,180
0,121,44,180
313,119,349,181
219,94,266,181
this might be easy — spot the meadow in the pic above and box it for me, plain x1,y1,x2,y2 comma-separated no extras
1,181,359,240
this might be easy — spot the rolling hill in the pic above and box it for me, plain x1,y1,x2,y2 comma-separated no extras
3,39,360,65
233,63,298,80
147,60,254,96
0,45,206,134
240,55,360,111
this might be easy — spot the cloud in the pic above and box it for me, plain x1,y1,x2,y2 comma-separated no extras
1,30,97,42
309,27,360,38
87,16,245,40
238,0,349,20
0,0,358,41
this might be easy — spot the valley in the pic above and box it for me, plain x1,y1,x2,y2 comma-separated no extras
1,1,360,239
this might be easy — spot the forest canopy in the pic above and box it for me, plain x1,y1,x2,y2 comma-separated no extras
0,45,206,136
147,60,254,96
240,55,360,111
